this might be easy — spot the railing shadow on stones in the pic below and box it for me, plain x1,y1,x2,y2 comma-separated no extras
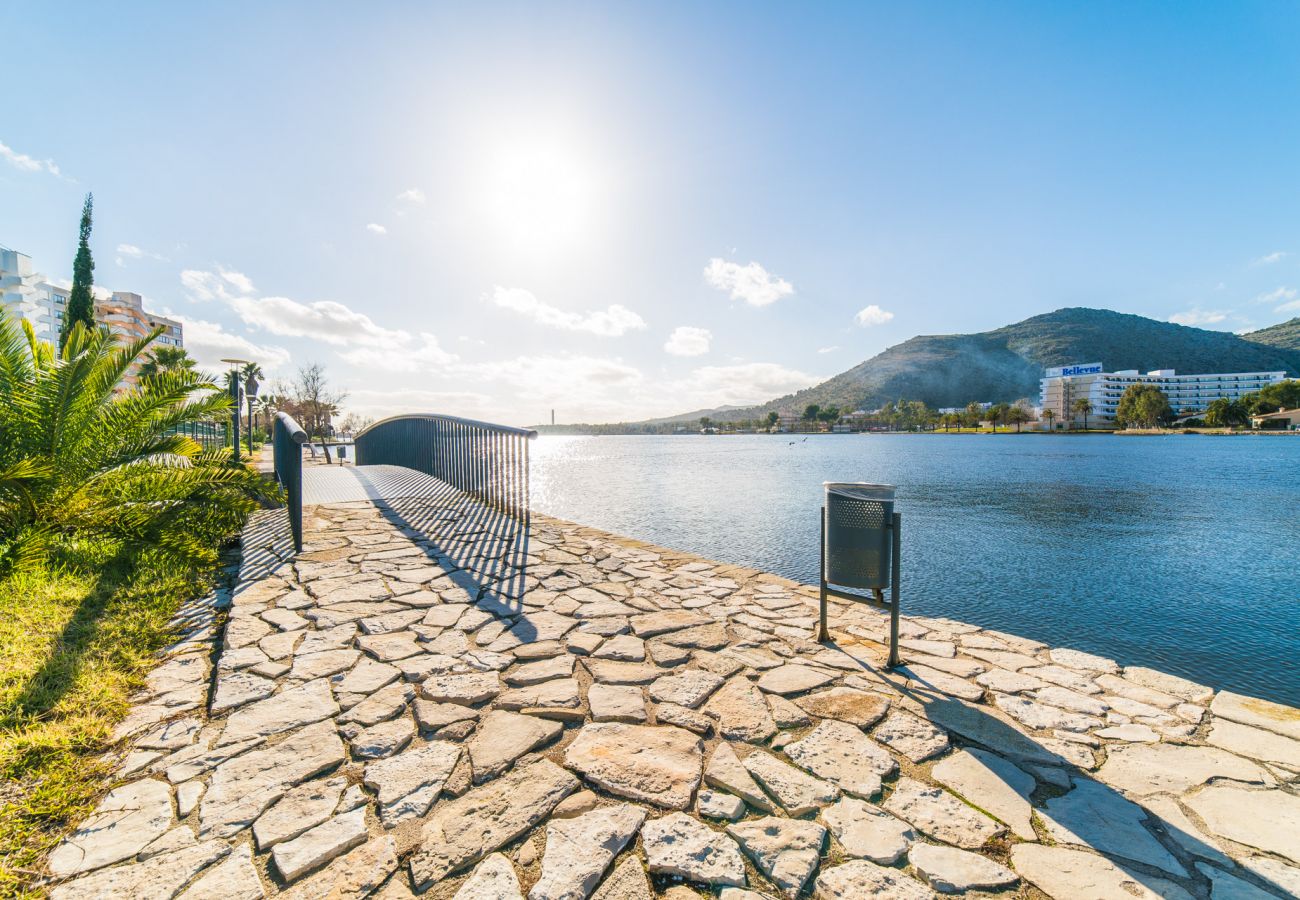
816,614,1291,899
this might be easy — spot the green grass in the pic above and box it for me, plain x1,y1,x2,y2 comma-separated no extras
0,542,225,897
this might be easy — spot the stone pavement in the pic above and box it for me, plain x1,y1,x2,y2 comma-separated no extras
41,489,1300,898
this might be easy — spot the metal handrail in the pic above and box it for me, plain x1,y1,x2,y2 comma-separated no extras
272,411,308,552
354,413,537,518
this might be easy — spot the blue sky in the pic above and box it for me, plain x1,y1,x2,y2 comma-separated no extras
3,1,1299,424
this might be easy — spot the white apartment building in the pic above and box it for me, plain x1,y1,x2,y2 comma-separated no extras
1040,362,1287,426
0,247,183,352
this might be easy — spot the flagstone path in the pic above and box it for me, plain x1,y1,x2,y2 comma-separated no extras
40,485,1300,899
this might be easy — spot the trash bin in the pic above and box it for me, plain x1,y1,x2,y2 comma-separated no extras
819,482,901,667
824,483,894,590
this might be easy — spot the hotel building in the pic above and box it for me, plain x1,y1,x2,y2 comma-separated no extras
1040,362,1287,427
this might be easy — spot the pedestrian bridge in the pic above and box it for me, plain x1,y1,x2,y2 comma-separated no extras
301,464,453,505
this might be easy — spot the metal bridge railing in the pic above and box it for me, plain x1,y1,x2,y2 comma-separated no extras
354,414,537,518
272,411,308,552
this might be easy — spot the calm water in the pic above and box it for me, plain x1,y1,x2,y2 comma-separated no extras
531,434,1300,706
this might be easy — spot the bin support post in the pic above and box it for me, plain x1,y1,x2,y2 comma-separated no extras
818,507,829,642
887,512,901,668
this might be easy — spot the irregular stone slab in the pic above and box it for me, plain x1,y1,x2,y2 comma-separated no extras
726,817,826,898
496,677,583,711
1024,665,1102,695
290,649,362,682
1035,685,1110,716
659,623,731,650
656,702,713,734
176,781,205,817
49,840,230,900
757,664,837,696
410,760,578,889
592,633,647,661
211,671,277,714
1039,777,1186,875
357,631,424,662
698,789,746,820
811,859,931,899
1096,673,1180,709
48,778,174,877
705,743,776,812
219,678,339,745
254,775,347,849
742,750,839,815
649,670,725,709
278,835,399,900
470,710,562,782
1241,856,1300,898
272,808,368,882
414,699,479,730
584,660,664,685
262,607,309,632
1124,666,1213,703
1207,718,1300,768
1186,784,1300,864
630,610,709,637
923,696,1069,767
975,667,1046,694
226,615,273,650
177,843,263,899
931,748,1035,840
137,717,203,751
1049,647,1119,673
794,687,890,728
563,722,702,809
164,735,266,784
910,843,1018,894
899,664,984,702
201,721,346,838
641,811,746,887
1139,795,1233,870
589,683,648,723
507,610,577,644
591,856,652,900
505,655,575,686
297,623,359,656
423,671,501,705
453,853,522,900
871,711,948,762
882,777,1003,850
1011,844,1194,900
1097,742,1274,797
994,693,1103,732
704,678,777,743
529,803,647,900
339,681,415,727
365,740,461,827
785,720,895,797
351,716,415,760
819,796,914,864
333,658,401,699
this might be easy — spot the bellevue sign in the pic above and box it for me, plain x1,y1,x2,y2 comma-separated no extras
1045,362,1104,378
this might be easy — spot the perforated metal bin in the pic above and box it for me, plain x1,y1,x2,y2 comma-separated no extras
823,483,895,590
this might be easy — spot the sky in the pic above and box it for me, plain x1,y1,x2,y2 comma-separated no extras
3,1,1300,426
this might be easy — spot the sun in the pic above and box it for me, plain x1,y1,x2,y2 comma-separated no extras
475,129,602,260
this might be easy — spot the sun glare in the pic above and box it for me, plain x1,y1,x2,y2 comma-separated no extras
476,131,602,260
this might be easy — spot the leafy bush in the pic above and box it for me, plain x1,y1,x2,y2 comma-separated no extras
0,314,275,574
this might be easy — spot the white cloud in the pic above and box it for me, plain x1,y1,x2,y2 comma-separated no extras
817,345,840,354
181,268,255,302
396,188,426,205
489,286,646,336
0,139,61,176
344,388,491,421
1251,251,1288,266
1169,308,1229,326
854,304,894,327
1255,286,1298,312
703,258,794,307
339,333,457,371
228,295,408,347
115,243,168,264
664,326,712,357
365,223,388,235
169,316,291,370
668,362,822,408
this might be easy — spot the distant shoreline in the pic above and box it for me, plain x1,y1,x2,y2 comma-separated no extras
533,427,1298,437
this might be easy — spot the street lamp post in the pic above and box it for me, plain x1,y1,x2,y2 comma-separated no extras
221,358,250,463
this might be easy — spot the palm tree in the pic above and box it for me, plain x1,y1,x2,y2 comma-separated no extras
0,313,272,574
138,345,196,379
240,362,264,453
255,395,276,434
1073,398,1093,431
1042,408,1056,431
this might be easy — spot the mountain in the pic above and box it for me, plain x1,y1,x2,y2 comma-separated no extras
1243,317,1300,353
694,308,1300,421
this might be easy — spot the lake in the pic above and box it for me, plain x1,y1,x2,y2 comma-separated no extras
531,433,1300,706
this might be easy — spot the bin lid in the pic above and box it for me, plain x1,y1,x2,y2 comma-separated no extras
824,482,896,501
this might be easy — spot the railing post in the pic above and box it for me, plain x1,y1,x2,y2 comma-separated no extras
273,412,307,553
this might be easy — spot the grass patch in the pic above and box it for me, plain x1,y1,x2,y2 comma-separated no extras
0,542,226,897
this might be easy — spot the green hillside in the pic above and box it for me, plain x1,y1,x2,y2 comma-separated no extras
702,308,1300,421
1243,317,1300,352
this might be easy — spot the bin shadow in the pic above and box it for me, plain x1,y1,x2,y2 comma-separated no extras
818,628,1293,899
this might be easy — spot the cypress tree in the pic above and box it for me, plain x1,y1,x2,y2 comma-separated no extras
61,193,97,351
